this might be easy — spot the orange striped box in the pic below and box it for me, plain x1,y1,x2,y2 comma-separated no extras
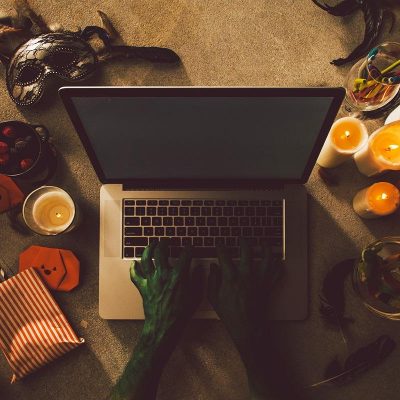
0,267,84,382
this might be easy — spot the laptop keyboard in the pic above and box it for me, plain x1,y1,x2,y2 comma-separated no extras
122,199,283,259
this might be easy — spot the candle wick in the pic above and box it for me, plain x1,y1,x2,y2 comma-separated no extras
344,130,350,139
385,144,399,151
381,193,389,200
56,212,62,218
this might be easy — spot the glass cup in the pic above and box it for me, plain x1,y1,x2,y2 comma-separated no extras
22,186,80,235
353,237,400,320
343,42,400,116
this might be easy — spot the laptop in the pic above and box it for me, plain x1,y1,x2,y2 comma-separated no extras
60,87,345,320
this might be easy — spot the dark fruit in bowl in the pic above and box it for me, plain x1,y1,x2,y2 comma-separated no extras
0,141,8,154
20,158,33,171
2,126,17,138
0,153,10,166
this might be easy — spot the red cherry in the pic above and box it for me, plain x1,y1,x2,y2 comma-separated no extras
20,158,33,170
0,141,8,154
0,153,10,166
2,126,17,138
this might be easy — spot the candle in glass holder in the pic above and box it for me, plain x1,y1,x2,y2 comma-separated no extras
317,117,368,168
23,186,78,235
353,182,400,219
354,121,400,176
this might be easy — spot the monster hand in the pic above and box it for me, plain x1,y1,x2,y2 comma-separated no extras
110,241,202,400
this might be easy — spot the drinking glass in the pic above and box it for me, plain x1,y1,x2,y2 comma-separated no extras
353,237,400,320
343,42,400,116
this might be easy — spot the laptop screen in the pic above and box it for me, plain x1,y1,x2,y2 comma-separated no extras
62,88,344,185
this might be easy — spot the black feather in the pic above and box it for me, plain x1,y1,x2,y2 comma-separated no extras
312,0,359,16
323,335,396,385
331,0,384,65
320,259,355,328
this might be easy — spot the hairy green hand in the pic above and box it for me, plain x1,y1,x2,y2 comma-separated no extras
130,240,203,346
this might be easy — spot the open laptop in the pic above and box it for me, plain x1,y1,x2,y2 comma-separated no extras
60,87,345,320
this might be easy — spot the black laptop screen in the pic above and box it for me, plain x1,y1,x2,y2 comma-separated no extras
70,95,337,181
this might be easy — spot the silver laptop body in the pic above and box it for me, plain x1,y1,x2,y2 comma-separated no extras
59,86,345,320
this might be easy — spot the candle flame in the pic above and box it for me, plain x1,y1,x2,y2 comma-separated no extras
385,144,399,151
55,212,62,218
381,193,389,200
344,130,351,138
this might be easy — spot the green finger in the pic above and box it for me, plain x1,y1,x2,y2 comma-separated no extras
130,261,146,294
216,244,234,279
141,241,157,276
154,239,170,273
239,237,252,275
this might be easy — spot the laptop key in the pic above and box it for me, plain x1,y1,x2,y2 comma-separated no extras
226,237,236,246
125,227,142,236
155,227,164,236
227,200,237,206
130,237,148,246
193,200,203,206
223,207,233,216
193,237,203,246
174,217,184,226
153,217,162,226
169,207,178,216
210,227,219,236
251,217,261,226
135,247,145,257
125,200,135,206
204,200,214,206
254,227,263,236
245,207,255,216
196,217,206,226
136,207,145,216
166,227,175,236
265,227,283,236
268,207,283,216
141,217,151,226
148,200,158,205
256,207,266,216
125,217,140,226
191,207,201,216
136,200,146,205
144,227,154,236
124,247,135,258
218,217,228,226
177,227,186,236
231,227,241,236
124,207,135,215
243,227,252,236
212,207,222,216
171,200,180,206
170,237,181,246
201,207,211,216
221,227,230,236
188,227,197,236
159,200,169,206
185,217,195,226
182,200,192,206
180,207,189,216
207,217,217,226
240,217,249,226
229,217,239,226
250,200,260,206
147,207,156,216
215,237,225,246
238,200,248,206
204,237,214,246
199,227,208,236
158,207,167,215
163,217,173,225
234,207,244,216
273,217,283,226
124,238,135,246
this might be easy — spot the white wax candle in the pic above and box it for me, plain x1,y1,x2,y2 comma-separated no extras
32,191,75,233
354,121,400,176
353,182,400,219
317,117,368,168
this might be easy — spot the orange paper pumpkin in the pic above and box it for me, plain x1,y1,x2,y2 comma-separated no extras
0,174,24,213
19,246,80,291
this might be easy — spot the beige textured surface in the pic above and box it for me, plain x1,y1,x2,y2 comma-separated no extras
1,1,400,399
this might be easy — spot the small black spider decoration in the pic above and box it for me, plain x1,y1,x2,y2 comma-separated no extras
312,0,397,66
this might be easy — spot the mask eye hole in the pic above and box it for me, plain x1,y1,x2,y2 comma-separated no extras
45,50,76,68
16,65,42,85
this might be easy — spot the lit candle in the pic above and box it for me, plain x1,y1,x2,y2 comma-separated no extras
353,182,400,219
354,121,400,176
317,117,368,168
23,186,77,235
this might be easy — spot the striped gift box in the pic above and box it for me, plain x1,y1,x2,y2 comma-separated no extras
0,267,84,382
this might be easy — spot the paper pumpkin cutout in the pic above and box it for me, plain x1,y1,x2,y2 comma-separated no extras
0,174,24,213
19,246,80,291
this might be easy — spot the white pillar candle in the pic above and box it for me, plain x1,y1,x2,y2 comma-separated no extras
317,117,368,168
353,182,400,219
354,121,400,176
31,188,75,234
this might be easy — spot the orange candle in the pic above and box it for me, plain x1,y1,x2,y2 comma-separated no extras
354,121,400,176
353,182,400,218
317,117,368,168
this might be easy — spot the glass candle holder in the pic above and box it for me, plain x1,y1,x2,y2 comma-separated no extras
22,186,80,235
353,237,400,320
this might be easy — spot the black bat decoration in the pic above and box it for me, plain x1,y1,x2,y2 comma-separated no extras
312,0,386,66
320,259,356,329
322,335,396,386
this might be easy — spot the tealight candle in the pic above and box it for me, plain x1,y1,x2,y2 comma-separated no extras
317,117,368,168
354,121,400,176
353,182,400,219
23,186,78,235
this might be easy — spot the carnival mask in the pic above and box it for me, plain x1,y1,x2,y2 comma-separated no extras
0,4,180,106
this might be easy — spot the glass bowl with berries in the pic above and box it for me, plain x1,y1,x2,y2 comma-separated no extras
0,120,56,184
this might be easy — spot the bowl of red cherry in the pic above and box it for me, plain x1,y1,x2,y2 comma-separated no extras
0,120,55,183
